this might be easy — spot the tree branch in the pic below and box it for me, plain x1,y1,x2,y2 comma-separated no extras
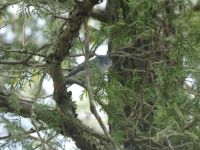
0,55,32,66
44,1,114,149
83,18,119,150
52,0,101,61
0,89,110,149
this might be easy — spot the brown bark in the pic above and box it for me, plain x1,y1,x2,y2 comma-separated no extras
0,88,111,150
48,1,114,149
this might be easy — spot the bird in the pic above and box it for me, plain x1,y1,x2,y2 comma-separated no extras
65,55,112,84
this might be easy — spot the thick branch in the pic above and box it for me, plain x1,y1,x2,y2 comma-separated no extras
53,0,101,61
0,90,110,149
0,56,32,66
0,93,33,117
47,1,113,149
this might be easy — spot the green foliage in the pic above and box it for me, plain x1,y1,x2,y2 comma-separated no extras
9,93,22,113
1,0,200,149
89,0,200,148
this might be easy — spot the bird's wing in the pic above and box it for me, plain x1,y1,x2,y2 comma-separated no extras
67,62,85,77
67,58,98,77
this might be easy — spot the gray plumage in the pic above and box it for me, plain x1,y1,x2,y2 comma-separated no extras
67,55,112,80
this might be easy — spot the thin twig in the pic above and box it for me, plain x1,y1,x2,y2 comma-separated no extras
22,16,28,48
167,137,175,150
54,15,70,20
0,56,32,65
41,94,53,99
83,18,119,150
0,20,18,29
2,49,47,58
31,73,47,149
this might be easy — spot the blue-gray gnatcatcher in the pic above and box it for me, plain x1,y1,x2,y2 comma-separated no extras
66,55,112,82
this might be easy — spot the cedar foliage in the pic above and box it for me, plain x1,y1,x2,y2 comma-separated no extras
0,0,200,150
